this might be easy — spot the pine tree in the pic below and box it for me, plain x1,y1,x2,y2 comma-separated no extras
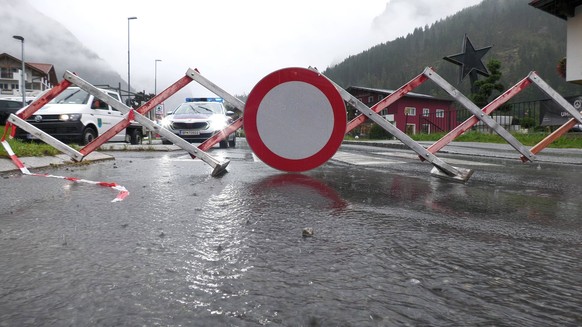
471,59,504,108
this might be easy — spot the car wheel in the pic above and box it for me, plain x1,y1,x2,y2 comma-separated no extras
81,127,97,145
219,140,229,148
228,136,236,148
129,129,142,145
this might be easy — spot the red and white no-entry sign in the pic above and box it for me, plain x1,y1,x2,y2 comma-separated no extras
244,67,346,172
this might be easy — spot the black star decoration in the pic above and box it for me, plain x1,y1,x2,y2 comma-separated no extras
443,34,491,83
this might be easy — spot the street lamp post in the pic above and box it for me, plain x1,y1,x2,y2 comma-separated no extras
154,59,162,94
148,59,162,144
127,16,137,105
12,35,25,107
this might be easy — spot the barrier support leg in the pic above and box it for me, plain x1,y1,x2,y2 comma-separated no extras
311,68,473,182
63,71,229,177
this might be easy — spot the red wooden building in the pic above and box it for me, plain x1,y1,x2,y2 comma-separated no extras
346,86,457,135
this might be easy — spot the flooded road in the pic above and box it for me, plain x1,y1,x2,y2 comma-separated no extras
1,141,581,326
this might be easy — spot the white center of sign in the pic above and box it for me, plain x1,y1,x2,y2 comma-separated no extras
255,81,334,160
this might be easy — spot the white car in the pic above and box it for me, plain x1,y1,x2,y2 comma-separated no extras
15,87,144,145
160,98,236,148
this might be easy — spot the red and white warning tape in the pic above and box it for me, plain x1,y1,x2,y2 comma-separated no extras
1,124,129,202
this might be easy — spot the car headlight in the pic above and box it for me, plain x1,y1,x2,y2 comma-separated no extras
209,116,228,131
59,114,81,121
161,117,172,129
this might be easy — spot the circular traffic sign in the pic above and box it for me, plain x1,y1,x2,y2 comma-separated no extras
244,67,346,172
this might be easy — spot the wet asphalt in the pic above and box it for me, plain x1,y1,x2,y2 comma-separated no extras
1,139,581,326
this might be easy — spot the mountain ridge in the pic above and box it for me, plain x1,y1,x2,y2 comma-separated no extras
0,0,128,91
323,0,582,103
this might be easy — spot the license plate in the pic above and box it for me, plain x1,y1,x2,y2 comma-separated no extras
180,130,200,136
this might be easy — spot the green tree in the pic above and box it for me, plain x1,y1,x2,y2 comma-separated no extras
471,59,504,108
130,92,154,108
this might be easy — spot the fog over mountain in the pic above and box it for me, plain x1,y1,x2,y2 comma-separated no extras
0,0,128,90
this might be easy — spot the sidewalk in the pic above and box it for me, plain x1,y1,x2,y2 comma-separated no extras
0,140,181,174
0,151,115,174
344,139,582,165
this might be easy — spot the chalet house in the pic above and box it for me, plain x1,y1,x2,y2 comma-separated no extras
0,52,58,98
346,86,456,135
529,0,582,84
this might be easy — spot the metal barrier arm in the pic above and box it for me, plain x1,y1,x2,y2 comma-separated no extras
519,72,582,161
78,70,196,156
8,79,73,139
530,72,582,124
346,72,429,133
426,73,533,157
310,68,473,182
188,69,246,152
523,117,579,162
63,71,229,177
198,118,243,153
423,67,535,162
16,79,72,121
188,69,246,112
8,114,84,161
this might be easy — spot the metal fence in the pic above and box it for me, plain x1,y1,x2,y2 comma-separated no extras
418,99,545,134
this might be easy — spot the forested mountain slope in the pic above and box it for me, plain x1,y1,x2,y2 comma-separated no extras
323,0,582,102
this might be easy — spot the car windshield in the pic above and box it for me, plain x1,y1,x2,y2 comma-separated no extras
172,102,223,115
51,88,90,104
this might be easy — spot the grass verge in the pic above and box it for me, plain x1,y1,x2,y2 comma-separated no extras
347,130,582,148
409,131,582,148
0,126,79,158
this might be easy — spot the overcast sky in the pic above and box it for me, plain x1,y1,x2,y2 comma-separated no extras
26,0,481,97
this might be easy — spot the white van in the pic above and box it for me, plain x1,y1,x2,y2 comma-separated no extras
15,87,144,145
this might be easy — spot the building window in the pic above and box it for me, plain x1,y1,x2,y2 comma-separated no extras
0,68,10,79
436,109,444,118
423,108,430,117
368,96,374,104
405,107,416,116
378,95,383,102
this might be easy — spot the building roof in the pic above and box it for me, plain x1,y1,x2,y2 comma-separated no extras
529,0,582,20
28,63,52,75
346,86,450,101
0,52,58,86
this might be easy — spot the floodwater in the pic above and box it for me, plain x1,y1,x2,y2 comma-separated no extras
1,144,581,326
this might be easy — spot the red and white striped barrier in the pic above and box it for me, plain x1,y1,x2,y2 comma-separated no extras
1,130,129,202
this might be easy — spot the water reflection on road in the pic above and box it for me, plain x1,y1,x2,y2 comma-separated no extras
0,149,581,326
